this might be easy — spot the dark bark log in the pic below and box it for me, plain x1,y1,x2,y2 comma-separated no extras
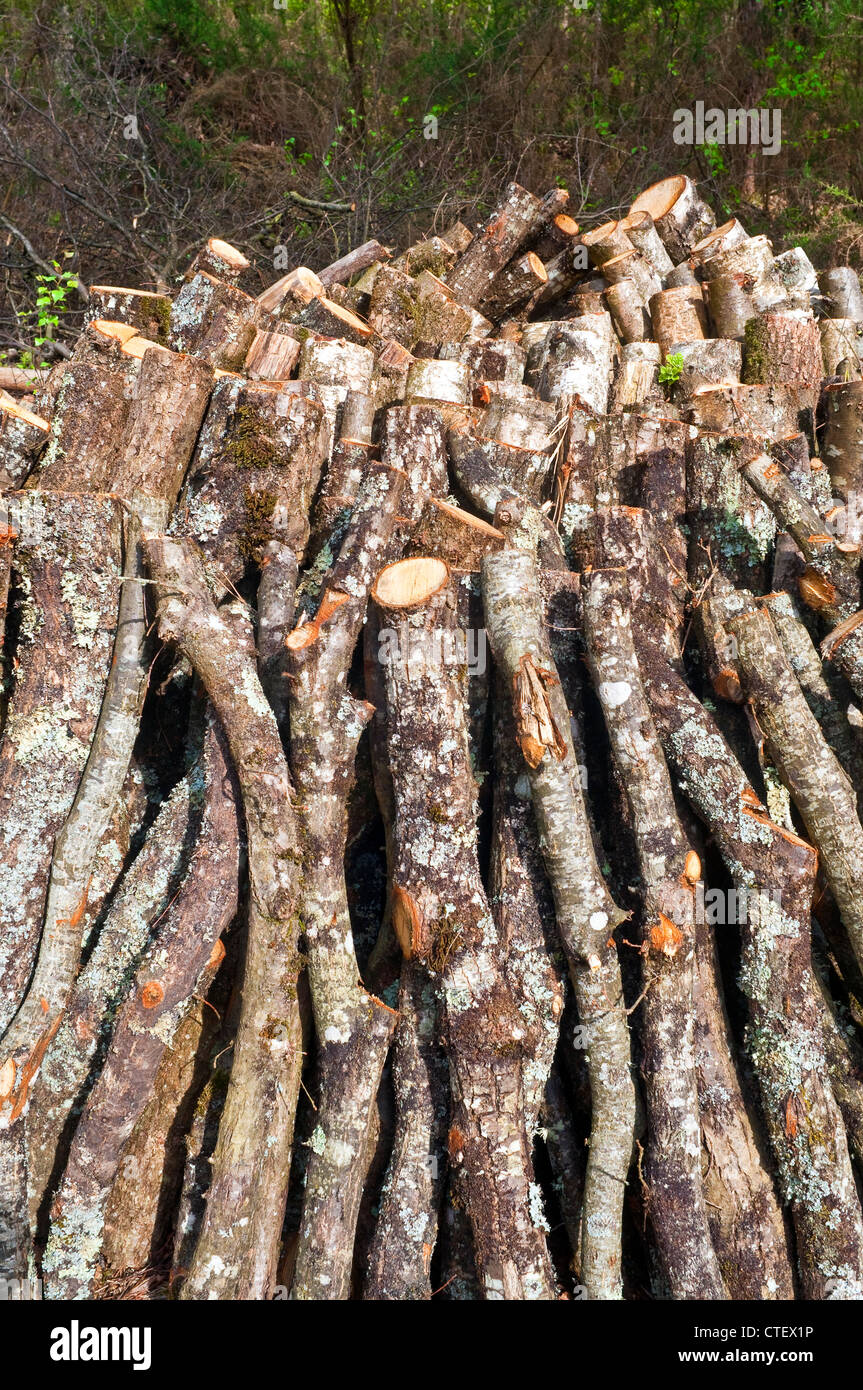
823,380,863,502
727,603,863,983
0,398,49,488
36,359,136,490
446,184,545,306
41,714,239,1298
145,537,303,1300
374,556,556,1300
318,240,391,289
176,378,325,581
743,313,823,390
740,450,859,626
85,287,173,344
363,961,448,1299
682,382,817,443
479,252,548,319
685,431,775,592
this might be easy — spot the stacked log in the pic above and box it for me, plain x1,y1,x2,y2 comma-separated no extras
2,170,863,1306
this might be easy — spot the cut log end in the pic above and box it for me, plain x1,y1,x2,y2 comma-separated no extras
372,556,451,609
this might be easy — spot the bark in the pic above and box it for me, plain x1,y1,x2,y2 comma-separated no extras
381,404,448,517
176,378,325,581
823,380,863,501
169,272,261,370
482,392,558,450
685,429,774,590
743,313,822,390
730,606,863,977
681,382,815,443
36,359,136,490
690,217,749,266
478,251,548,319
603,278,650,344
391,235,458,279
693,909,794,1299
581,568,725,1300
144,536,303,1300
41,714,239,1299
602,248,661,305
318,239,391,289
636,639,860,1298
629,175,716,261
670,338,742,397
25,764,200,1231
448,425,554,517
294,295,375,347
700,235,774,286
0,497,165,1100
375,556,555,1300
529,212,579,264
244,328,301,381
411,496,504,572
0,397,49,488
620,209,674,276
85,287,173,343
446,183,544,306
705,272,756,339
189,238,250,283
483,548,635,1301
257,266,324,316
363,961,448,1299
539,318,615,415
286,464,406,1300
405,358,469,405
819,267,863,322
820,319,862,376
610,342,661,411
649,285,708,357
739,450,859,626
580,220,634,269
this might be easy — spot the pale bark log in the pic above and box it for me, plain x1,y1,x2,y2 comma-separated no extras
169,272,261,369
581,568,724,1299
629,175,716,261
286,464,406,1300
483,548,634,1300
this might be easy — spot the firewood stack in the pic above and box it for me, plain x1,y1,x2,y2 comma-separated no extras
3,171,863,1302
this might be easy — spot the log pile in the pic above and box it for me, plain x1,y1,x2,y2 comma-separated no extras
3,171,863,1301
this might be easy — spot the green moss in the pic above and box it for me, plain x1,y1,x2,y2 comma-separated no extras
227,404,277,470
742,319,768,384
139,294,172,345
238,487,278,562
